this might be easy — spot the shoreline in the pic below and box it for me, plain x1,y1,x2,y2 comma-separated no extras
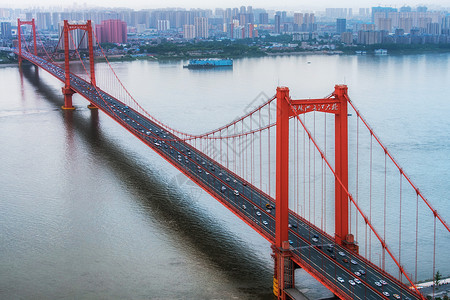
2,48,449,67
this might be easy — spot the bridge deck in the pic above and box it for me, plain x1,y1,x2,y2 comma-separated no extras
15,49,421,300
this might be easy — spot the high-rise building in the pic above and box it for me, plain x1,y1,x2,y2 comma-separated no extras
341,32,353,44
377,18,392,32
157,20,170,31
95,19,127,44
336,18,346,34
183,24,195,39
281,11,287,23
1,22,12,38
399,18,413,33
36,12,51,31
417,6,428,12
274,14,281,34
400,6,412,12
194,17,208,38
294,13,303,27
371,6,397,22
427,23,440,35
259,12,268,25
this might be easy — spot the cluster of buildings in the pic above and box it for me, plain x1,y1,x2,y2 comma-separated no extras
0,5,450,50
341,6,450,45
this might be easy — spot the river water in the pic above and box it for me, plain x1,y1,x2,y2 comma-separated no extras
0,53,449,299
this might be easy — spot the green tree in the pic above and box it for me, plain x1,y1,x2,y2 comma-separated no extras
434,270,442,287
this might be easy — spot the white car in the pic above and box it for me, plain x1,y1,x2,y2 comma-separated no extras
233,190,239,196
349,280,356,286
337,277,344,283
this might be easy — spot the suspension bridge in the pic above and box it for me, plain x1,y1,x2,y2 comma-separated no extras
12,19,450,300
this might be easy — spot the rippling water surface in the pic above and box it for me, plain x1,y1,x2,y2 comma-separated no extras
0,53,449,299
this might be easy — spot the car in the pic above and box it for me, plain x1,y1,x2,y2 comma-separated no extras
312,237,319,243
243,182,247,186
375,281,382,287
354,278,361,284
288,223,297,228
219,172,223,176
338,251,346,256
359,269,366,275
221,186,226,193
233,190,239,196
350,259,358,265
226,177,230,182
349,280,356,286
262,220,268,225
354,271,361,277
337,277,344,283
342,258,349,263
266,203,274,209
380,280,387,285
256,211,261,216
233,179,237,183
393,294,400,299
288,240,293,245
382,291,390,297
198,169,202,173
242,205,247,210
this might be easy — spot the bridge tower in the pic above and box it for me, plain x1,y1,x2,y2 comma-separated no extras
62,20,97,110
273,85,357,299
17,18,37,67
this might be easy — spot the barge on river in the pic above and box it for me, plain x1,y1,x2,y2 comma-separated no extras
184,58,233,69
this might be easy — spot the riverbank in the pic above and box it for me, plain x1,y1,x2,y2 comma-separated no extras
2,45,449,66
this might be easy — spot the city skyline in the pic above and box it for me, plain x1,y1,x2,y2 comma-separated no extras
1,0,450,10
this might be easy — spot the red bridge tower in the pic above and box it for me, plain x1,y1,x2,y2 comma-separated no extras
273,85,357,299
61,20,96,110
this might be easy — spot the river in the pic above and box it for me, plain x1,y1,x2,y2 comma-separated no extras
0,52,449,299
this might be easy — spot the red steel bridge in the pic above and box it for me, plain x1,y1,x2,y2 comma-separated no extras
13,19,450,300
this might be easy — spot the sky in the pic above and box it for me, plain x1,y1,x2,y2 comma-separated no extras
1,0,449,10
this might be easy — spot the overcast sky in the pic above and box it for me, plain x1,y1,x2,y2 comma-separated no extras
1,0,449,10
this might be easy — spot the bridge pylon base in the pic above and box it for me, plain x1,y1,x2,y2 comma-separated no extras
272,241,295,300
342,233,359,253
62,87,75,110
